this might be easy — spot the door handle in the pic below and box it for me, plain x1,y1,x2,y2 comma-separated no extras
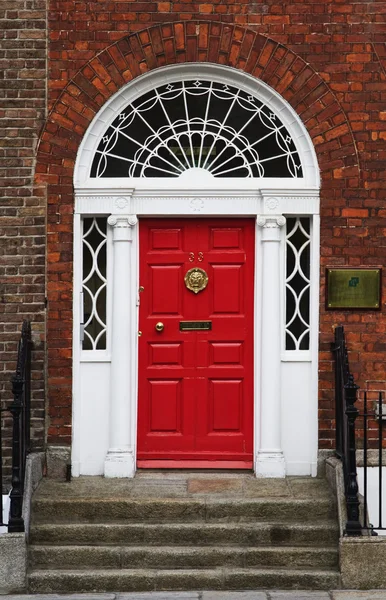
155,322,164,332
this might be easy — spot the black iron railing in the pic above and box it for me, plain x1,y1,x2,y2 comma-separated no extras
333,325,386,536
0,321,32,533
332,325,361,535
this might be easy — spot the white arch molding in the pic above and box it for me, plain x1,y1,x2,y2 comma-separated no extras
72,63,321,478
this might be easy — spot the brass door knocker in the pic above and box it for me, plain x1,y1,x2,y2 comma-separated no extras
184,267,208,294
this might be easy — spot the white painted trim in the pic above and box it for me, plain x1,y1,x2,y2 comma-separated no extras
72,64,321,478
75,190,320,218
74,63,320,190
71,213,82,478
104,215,138,478
73,203,320,477
281,353,312,362
310,214,321,477
80,355,111,363
255,215,286,477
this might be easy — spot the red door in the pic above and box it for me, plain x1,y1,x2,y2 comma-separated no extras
137,218,255,468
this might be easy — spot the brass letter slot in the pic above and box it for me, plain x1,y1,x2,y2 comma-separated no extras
180,321,212,331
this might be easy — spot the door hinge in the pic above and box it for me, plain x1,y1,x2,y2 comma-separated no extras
137,286,144,306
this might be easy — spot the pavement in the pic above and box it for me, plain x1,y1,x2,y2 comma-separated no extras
4,592,386,599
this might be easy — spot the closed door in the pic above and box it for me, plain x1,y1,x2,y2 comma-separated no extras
137,218,255,467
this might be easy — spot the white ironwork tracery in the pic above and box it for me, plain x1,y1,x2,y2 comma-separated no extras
285,217,311,351
82,217,107,350
91,80,303,179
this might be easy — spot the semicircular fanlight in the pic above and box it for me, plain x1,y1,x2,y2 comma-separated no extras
91,80,303,179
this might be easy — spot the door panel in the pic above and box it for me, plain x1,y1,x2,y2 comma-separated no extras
210,379,242,431
138,218,255,466
149,379,181,432
211,265,242,313
150,266,182,314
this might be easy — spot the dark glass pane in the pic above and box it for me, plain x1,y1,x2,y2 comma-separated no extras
285,217,311,351
91,80,303,179
82,218,107,350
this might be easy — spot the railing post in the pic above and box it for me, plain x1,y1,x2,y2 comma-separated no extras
332,326,344,458
22,321,31,455
8,372,25,533
345,373,361,536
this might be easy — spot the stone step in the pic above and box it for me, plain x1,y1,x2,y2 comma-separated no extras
30,521,339,547
31,497,336,524
29,544,339,570
28,567,341,593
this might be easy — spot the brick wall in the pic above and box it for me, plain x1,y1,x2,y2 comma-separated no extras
0,0,47,474
37,1,386,450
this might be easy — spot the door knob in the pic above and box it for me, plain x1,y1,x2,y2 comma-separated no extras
155,322,164,332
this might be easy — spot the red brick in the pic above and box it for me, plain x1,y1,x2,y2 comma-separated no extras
16,8,382,456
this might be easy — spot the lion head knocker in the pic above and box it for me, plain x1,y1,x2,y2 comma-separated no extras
184,267,208,294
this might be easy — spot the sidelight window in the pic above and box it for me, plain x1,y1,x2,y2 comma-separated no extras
285,217,311,351
81,217,108,350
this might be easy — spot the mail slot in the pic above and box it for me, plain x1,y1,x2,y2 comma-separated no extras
180,321,212,331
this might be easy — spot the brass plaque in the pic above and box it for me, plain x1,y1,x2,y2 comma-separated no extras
180,321,212,331
326,268,381,310
184,267,208,294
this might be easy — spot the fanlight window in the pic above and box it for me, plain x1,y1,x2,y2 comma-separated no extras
91,80,303,179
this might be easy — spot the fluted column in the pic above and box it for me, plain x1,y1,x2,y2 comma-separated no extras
104,214,138,478
256,215,286,478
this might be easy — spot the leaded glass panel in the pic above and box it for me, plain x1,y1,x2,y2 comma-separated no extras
91,80,303,179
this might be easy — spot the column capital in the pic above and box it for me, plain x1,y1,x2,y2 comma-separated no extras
108,214,138,228
257,215,286,242
108,214,138,241
257,215,286,229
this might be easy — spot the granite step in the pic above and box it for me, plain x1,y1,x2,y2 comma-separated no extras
28,567,341,594
29,521,339,547
31,497,336,524
29,544,339,570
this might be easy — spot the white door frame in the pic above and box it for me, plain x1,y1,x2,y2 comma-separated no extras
72,188,320,478
72,63,320,478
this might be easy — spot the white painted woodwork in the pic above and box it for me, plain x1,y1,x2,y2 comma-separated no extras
75,63,320,190
104,215,138,478
255,216,286,477
72,63,321,478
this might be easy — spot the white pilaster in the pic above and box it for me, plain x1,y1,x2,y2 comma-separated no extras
104,214,138,478
256,215,286,478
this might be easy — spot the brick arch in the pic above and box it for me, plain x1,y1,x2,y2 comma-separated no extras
37,22,360,446
37,22,360,189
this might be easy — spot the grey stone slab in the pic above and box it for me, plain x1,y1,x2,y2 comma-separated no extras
187,478,244,495
46,446,71,479
332,593,386,600
202,593,267,600
340,537,386,589
23,452,44,539
118,594,199,599
130,481,187,498
269,593,331,600
0,532,27,594
0,595,198,600
287,477,333,499
1,596,116,600
243,478,291,498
